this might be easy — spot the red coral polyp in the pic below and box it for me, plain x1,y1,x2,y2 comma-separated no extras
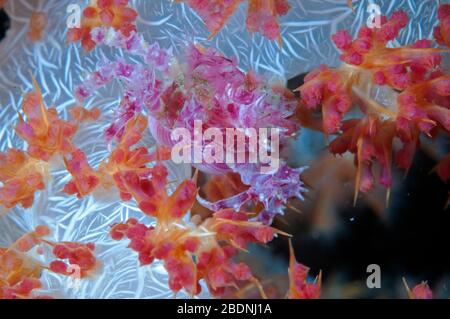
246,0,291,44
63,114,171,205
298,64,352,135
403,278,434,299
208,209,275,248
332,11,442,90
49,242,98,278
397,76,450,137
178,0,241,39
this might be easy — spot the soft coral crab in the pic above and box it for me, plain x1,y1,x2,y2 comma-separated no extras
74,28,307,225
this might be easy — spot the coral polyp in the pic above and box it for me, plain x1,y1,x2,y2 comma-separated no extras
16,78,79,162
110,175,281,297
177,0,291,44
0,149,46,209
67,0,137,52
0,226,98,299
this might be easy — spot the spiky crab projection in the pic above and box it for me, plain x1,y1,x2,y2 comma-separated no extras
110,164,282,297
67,0,138,52
0,226,98,299
297,10,450,203
176,0,291,44
153,44,305,224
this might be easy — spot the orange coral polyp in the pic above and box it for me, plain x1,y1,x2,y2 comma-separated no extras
15,80,78,162
63,149,100,199
0,248,43,299
69,106,101,122
246,0,290,44
287,241,321,299
98,116,171,206
177,0,242,39
397,75,450,136
28,11,47,42
0,149,46,209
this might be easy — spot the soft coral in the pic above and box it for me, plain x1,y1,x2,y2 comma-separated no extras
177,0,291,44
15,77,78,161
110,167,279,297
0,226,98,299
434,4,450,47
298,9,449,200
0,149,46,209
